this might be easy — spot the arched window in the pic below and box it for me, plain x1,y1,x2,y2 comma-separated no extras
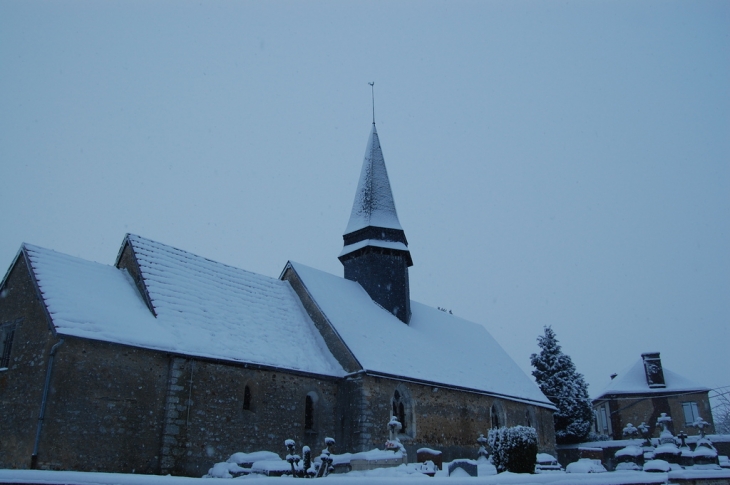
491,401,504,429
304,392,319,431
243,385,252,411
392,390,407,434
391,386,414,437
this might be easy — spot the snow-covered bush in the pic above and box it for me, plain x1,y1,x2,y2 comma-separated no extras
530,326,593,444
487,426,538,474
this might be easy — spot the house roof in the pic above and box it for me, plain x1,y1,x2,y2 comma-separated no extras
344,123,403,235
287,261,555,409
22,239,344,377
593,358,710,400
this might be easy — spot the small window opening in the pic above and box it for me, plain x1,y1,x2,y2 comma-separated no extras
243,385,252,411
491,402,502,429
305,395,314,430
0,324,15,369
525,409,531,427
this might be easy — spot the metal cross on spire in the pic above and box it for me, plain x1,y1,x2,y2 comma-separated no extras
368,82,375,124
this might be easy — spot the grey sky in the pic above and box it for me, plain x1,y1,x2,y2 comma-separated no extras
1,1,728,398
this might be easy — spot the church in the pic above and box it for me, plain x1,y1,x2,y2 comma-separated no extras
0,123,556,476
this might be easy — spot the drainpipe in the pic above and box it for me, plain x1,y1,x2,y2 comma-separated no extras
31,339,64,469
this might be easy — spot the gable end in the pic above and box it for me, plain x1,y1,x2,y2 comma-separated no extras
1,248,57,336
281,263,362,374
115,237,156,316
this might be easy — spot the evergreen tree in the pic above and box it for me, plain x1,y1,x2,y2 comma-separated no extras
530,326,593,444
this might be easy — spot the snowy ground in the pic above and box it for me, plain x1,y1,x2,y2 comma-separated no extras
3,468,730,485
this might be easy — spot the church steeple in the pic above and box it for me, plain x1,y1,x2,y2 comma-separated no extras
339,123,413,323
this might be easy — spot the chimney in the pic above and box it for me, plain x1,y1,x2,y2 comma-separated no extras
641,352,666,388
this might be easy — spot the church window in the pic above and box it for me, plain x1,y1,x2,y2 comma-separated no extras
243,385,252,411
392,390,407,434
490,401,504,429
305,395,314,429
391,386,414,437
0,322,16,369
305,391,318,432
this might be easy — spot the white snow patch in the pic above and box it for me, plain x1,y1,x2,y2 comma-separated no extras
24,239,344,377
289,262,553,407
339,239,409,259
593,358,709,399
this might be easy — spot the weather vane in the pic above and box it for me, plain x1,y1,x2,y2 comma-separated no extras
368,82,375,124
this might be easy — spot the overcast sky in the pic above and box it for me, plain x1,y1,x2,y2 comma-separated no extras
1,1,728,400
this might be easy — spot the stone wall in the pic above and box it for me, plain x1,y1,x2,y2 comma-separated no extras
39,338,169,473
342,373,556,462
0,254,58,470
39,342,341,477
597,392,715,440
161,360,340,476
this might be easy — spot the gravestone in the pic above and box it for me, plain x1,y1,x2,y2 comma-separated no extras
448,459,478,477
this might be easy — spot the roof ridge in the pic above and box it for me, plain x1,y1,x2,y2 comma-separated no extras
128,234,267,276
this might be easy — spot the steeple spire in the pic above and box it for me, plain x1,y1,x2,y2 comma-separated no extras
344,124,403,235
339,124,412,324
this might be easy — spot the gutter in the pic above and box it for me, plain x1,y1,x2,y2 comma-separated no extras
31,339,64,469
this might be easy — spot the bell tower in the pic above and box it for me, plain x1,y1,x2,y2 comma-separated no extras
338,123,413,323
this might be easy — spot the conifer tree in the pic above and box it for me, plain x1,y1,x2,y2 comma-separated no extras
530,326,593,444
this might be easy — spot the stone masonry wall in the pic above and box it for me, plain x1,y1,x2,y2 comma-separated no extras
0,254,57,470
598,392,715,440
38,341,341,477
162,361,340,477
39,338,169,473
345,374,556,462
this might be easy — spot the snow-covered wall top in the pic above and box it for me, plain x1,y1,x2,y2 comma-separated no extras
289,261,554,408
24,240,344,377
344,124,403,235
593,358,709,400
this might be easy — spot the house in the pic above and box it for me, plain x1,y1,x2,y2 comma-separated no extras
592,352,714,440
0,123,556,476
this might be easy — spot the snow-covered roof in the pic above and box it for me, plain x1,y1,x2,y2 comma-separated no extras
287,261,554,408
344,124,403,235
23,240,344,377
338,239,409,259
593,358,709,400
